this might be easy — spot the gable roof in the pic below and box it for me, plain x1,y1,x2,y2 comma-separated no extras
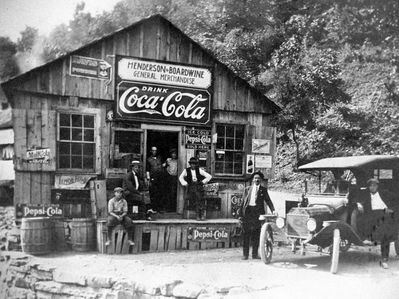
1,14,280,113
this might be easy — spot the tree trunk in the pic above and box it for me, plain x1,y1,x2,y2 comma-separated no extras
291,128,300,168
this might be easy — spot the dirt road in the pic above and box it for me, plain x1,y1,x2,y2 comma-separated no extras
20,242,399,299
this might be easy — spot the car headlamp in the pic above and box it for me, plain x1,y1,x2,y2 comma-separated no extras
276,217,285,229
306,218,317,232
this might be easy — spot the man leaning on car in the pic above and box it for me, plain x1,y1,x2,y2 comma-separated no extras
353,178,398,269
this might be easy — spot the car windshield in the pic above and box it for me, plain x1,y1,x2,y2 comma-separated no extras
304,169,356,196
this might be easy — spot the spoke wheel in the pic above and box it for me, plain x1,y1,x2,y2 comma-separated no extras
259,223,273,264
330,228,340,274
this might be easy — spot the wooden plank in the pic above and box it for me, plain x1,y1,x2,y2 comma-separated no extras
116,229,124,253
158,19,169,61
128,25,141,57
149,229,159,252
175,226,182,250
181,226,188,249
178,36,190,64
21,172,31,204
142,18,158,59
13,109,27,171
121,231,130,254
132,225,142,253
101,109,110,174
13,172,24,205
93,180,107,219
30,173,42,205
188,241,199,250
27,109,42,172
157,225,166,252
167,226,177,251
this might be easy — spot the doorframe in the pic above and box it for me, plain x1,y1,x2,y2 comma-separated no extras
141,123,185,214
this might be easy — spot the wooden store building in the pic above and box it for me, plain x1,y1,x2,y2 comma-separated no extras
1,15,280,254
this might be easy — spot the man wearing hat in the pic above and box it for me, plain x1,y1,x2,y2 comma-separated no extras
146,146,165,213
355,178,398,269
239,171,275,260
123,160,155,220
106,187,134,246
179,157,212,220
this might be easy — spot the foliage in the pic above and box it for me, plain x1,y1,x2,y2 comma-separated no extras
0,37,19,81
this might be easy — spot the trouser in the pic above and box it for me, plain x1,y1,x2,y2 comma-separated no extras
188,182,205,217
107,215,133,240
381,238,390,260
166,173,177,212
149,173,164,211
242,206,261,257
126,193,147,219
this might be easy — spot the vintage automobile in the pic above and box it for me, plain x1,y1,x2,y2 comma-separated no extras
259,155,399,273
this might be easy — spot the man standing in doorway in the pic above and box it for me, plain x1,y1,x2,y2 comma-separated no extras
239,171,275,260
179,157,212,220
146,146,164,213
163,148,178,212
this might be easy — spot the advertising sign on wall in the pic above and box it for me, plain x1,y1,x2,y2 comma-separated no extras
187,226,229,242
26,148,51,164
185,129,212,149
70,55,112,80
15,204,63,218
115,56,212,125
251,139,271,154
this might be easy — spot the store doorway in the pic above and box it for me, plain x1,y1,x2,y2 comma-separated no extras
146,130,179,213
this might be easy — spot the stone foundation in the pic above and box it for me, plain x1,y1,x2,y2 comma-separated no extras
0,251,263,299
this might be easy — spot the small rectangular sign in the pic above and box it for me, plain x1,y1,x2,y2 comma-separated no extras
188,226,229,242
255,155,272,168
26,148,51,164
252,139,271,154
185,129,212,149
16,204,63,218
70,55,111,80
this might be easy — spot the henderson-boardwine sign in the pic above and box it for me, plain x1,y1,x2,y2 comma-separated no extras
115,56,212,125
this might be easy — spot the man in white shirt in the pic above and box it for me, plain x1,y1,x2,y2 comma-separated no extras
356,178,397,269
239,171,275,260
179,157,212,220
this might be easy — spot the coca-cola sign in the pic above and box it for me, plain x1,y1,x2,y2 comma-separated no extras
115,56,212,125
116,81,211,125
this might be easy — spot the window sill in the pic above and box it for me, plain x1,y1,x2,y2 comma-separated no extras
213,174,248,181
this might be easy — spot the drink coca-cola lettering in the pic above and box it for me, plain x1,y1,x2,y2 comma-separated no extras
116,82,210,125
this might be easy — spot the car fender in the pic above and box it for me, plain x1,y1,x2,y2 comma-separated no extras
307,221,363,248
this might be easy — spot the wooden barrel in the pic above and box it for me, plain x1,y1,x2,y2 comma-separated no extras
52,219,69,252
71,218,95,252
20,217,53,255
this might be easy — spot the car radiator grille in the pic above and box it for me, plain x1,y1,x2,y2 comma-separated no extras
286,214,309,238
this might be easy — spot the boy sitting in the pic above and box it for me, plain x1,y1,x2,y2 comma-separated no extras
105,187,134,246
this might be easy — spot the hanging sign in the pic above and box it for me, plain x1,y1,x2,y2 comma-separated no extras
185,129,212,149
115,56,212,125
70,55,112,80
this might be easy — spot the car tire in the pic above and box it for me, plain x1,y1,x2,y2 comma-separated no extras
259,223,273,264
330,228,340,274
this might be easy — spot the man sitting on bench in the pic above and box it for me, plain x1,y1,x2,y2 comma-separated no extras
105,187,135,246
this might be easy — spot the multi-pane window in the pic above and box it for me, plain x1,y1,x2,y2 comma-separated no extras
58,113,95,170
215,124,245,175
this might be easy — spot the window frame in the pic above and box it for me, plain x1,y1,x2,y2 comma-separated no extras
214,123,246,177
56,108,101,174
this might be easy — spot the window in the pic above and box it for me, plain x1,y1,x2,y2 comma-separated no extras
215,124,245,175
58,113,95,170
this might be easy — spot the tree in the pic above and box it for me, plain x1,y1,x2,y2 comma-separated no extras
0,37,19,81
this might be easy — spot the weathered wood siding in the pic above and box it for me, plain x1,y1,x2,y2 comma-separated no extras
6,16,275,114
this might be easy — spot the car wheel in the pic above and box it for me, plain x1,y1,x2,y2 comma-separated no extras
330,228,340,274
395,239,399,256
259,223,273,264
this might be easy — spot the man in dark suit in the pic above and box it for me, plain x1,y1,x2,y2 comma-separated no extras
239,171,275,260
123,160,155,220
355,178,398,269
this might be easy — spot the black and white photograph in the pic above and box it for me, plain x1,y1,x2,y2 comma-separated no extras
0,1,399,298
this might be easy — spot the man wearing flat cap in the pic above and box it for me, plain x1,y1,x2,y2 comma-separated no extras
106,187,134,246
239,171,275,260
355,178,398,269
179,157,212,220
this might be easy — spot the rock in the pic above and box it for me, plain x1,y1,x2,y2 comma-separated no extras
172,282,204,298
86,275,114,289
31,268,53,281
113,279,135,291
226,286,253,296
134,280,161,296
115,290,134,299
159,279,182,296
34,281,64,294
53,269,87,286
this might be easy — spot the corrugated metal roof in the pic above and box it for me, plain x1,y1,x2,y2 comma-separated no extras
298,155,399,170
0,128,13,145
0,160,14,181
